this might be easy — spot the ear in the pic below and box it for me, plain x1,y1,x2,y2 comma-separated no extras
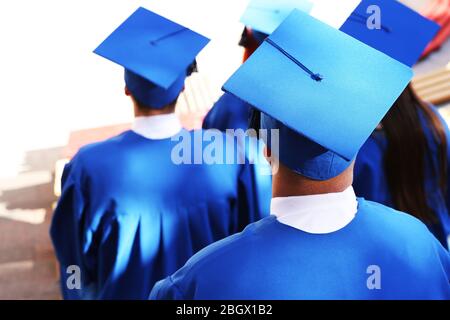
125,87,131,96
264,146,272,159
263,145,271,166
264,145,279,175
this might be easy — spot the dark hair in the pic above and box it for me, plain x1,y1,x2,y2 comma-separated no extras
239,27,261,62
134,97,178,113
249,107,261,130
382,84,448,224
186,60,198,77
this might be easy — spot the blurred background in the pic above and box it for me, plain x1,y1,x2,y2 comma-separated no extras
0,0,449,299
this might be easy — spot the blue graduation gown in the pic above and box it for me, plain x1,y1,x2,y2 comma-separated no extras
203,93,252,131
354,107,450,249
203,93,272,220
150,199,450,300
50,129,266,300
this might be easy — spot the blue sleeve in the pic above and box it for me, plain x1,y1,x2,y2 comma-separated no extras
427,106,450,205
149,277,186,300
429,231,450,298
236,151,271,231
430,106,450,247
444,126,450,249
51,157,149,300
436,238,450,275
50,158,91,300
203,94,251,131
353,138,382,200
353,130,393,208
439,112,450,219
91,213,147,300
51,154,132,300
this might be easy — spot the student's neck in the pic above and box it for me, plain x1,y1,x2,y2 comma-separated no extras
272,164,354,198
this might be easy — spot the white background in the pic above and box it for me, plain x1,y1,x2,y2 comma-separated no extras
0,0,436,177
0,0,249,176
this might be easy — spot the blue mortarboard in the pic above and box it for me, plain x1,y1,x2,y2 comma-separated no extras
240,0,314,35
240,0,362,35
223,10,413,180
94,7,210,108
340,0,440,67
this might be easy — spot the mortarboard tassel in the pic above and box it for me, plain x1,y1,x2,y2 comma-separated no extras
150,28,188,45
265,38,323,82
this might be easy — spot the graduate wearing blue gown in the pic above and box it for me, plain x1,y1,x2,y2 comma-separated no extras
202,29,266,132
50,8,265,300
151,10,450,300
203,93,252,132
202,28,272,220
338,0,450,249
151,202,450,300
354,92,450,249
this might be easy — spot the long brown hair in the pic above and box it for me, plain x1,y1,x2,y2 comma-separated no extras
382,84,448,224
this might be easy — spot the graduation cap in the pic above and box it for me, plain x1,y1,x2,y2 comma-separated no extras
340,0,440,67
240,0,361,35
223,9,413,180
94,7,210,108
240,0,314,35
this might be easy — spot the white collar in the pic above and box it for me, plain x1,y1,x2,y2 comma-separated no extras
271,187,358,234
132,114,182,140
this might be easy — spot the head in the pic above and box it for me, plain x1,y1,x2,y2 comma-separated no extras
124,69,186,118
126,86,179,117
269,156,355,198
381,84,448,224
239,27,268,62
227,11,413,200
93,7,209,120
123,61,197,117
254,110,355,197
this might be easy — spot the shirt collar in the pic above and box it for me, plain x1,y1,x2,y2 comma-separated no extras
132,114,182,140
271,186,358,234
